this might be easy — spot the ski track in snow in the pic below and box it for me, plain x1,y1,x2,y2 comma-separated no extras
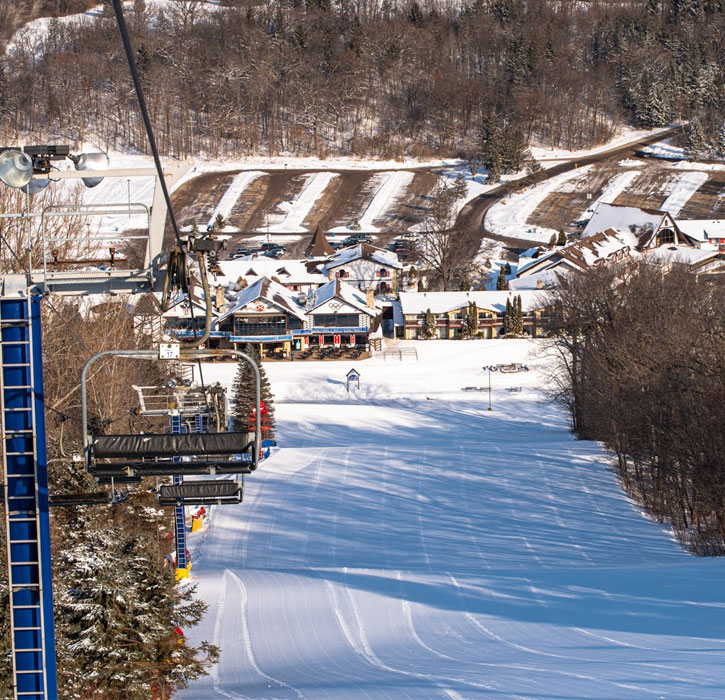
660,171,708,216
181,341,725,699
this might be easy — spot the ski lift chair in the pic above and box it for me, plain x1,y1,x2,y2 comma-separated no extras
49,492,112,507
81,348,263,481
157,476,243,506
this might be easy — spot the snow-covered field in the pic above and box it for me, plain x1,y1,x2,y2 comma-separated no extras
179,340,725,700
485,166,594,243
660,171,709,216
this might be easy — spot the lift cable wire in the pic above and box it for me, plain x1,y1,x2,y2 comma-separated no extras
110,0,213,357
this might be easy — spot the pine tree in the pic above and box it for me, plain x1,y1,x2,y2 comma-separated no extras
465,302,479,337
504,297,512,335
514,294,524,335
557,230,567,246
686,119,708,159
423,308,437,338
213,213,227,231
496,266,507,290
549,233,557,247
231,344,275,439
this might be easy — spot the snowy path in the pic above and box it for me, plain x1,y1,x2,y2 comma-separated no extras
485,167,594,244
207,171,264,230
181,341,725,699
331,171,415,234
660,171,708,216
580,170,641,219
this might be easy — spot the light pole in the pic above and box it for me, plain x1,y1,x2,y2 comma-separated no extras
488,366,492,411
284,162,288,201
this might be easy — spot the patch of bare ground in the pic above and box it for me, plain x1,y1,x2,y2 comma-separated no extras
324,172,381,229
301,172,370,231
676,172,725,219
234,172,294,231
173,171,239,229
611,168,674,209
381,171,439,231
526,164,619,234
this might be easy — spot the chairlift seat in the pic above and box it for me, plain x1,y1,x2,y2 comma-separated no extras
88,431,256,476
91,431,252,458
90,459,254,478
157,480,242,506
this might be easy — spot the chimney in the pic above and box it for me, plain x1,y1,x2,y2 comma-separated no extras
366,287,375,309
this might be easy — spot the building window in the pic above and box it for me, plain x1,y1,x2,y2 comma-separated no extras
234,315,287,336
288,316,303,330
658,228,675,245
313,313,359,327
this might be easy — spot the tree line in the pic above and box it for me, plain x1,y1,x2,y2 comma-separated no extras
547,262,725,555
2,1,725,161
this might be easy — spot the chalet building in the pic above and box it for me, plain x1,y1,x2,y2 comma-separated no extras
581,203,698,247
514,203,725,285
674,219,725,251
323,243,403,295
397,291,550,340
211,276,382,358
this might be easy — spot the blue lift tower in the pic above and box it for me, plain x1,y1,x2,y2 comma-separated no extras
1,295,57,699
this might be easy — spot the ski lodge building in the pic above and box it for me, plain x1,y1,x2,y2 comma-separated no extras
397,290,550,340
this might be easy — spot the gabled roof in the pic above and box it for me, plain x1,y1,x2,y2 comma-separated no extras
218,259,328,286
215,277,307,326
325,243,403,270
309,278,381,316
305,224,335,257
582,202,697,249
674,219,725,244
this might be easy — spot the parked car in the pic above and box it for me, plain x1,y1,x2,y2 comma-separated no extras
260,242,285,253
343,233,373,246
235,246,254,255
263,248,284,259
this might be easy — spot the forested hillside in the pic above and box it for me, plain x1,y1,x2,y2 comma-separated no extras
2,0,725,161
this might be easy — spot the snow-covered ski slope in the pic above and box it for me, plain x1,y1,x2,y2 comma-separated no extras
181,340,725,700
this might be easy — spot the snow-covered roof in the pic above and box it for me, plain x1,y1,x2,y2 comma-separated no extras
674,219,725,244
325,243,403,270
509,269,561,290
582,203,665,240
215,277,306,326
218,258,328,286
398,290,549,316
642,246,721,267
310,278,381,316
516,229,639,278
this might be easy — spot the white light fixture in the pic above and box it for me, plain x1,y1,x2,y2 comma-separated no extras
0,150,34,189
71,151,109,188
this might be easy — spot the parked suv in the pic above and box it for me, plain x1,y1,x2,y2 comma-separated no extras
342,233,373,246
260,242,285,254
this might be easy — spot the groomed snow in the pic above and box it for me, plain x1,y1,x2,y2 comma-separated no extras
258,172,338,235
660,171,708,217
580,170,641,219
330,171,416,234
179,339,725,700
207,171,263,231
485,166,593,243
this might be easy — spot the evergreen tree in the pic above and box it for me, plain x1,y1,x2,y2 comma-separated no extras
549,233,557,247
514,294,524,334
231,344,275,439
686,119,708,159
557,230,567,246
496,266,507,290
452,172,468,202
213,213,227,231
423,308,437,338
504,297,512,335
465,302,479,337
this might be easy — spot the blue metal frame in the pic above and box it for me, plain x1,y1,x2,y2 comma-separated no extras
170,413,188,571
1,295,58,699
